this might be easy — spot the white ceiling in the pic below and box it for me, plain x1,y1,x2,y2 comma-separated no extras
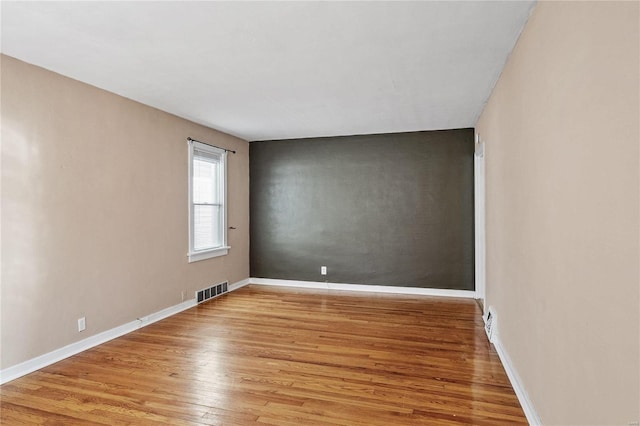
1,1,535,141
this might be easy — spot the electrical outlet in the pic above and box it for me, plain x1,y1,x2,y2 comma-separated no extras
77,317,86,332
321,266,327,275
181,290,185,302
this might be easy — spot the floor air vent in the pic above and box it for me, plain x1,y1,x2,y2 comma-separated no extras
196,281,228,304
484,306,497,343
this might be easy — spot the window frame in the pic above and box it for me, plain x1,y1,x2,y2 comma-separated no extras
187,140,229,262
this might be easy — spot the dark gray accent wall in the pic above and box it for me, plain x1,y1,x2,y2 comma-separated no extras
250,129,474,290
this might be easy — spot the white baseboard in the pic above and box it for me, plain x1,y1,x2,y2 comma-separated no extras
3,275,540,425
0,277,249,385
0,318,141,385
229,277,251,291
136,298,197,327
493,336,542,425
251,278,541,421
249,277,475,299
0,277,474,386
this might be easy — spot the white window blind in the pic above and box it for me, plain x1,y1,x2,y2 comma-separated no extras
188,141,228,262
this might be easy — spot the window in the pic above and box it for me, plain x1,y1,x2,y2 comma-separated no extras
188,141,228,262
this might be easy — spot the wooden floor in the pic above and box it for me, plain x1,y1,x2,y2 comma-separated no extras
0,285,526,425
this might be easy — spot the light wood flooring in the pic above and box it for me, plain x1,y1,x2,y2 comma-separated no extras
0,285,526,425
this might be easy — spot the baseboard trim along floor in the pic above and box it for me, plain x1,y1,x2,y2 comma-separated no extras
250,277,476,299
0,278,252,384
493,335,542,425
0,277,475,385
1,285,526,423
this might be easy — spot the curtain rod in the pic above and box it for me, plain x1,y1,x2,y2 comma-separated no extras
187,137,236,154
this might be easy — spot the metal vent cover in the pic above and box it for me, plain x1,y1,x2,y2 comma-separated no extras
196,281,229,304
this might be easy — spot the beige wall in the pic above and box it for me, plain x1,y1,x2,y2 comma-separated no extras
1,55,250,369
476,2,639,425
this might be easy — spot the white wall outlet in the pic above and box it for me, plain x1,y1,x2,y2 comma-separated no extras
77,317,86,332
181,290,185,302
321,266,327,275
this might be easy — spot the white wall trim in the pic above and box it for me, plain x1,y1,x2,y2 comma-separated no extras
253,277,541,422
0,277,249,385
249,278,476,299
136,298,197,327
0,299,195,385
229,277,251,291
474,133,486,302
493,336,542,425
0,319,142,385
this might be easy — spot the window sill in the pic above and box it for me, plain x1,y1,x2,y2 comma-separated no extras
188,246,230,263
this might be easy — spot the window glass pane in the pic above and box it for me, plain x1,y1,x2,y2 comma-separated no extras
193,205,222,250
193,157,219,204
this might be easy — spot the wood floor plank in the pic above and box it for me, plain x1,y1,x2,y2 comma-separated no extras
0,285,526,424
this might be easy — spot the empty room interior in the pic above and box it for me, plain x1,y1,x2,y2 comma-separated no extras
1,1,638,425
